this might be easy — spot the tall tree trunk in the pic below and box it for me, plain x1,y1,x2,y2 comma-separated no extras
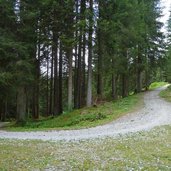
136,45,142,93
81,0,86,107
74,45,78,108
145,54,150,91
112,74,117,100
111,58,117,100
59,41,63,113
81,30,86,107
35,58,40,119
26,91,30,119
97,39,103,97
46,52,49,116
122,74,128,98
53,37,59,115
136,68,142,93
49,47,54,115
87,0,93,107
0,99,7,122
68,48,73,111
0,104,2,121
0,103,3,121
75,0,87,108
74,0,79,109
97,0,103,97
17,86,27,123
32,45,40,119
76,27,82,109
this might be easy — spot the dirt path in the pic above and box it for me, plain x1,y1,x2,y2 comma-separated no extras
0,87,171,141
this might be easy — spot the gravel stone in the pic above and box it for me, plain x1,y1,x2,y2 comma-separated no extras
0,87,171,141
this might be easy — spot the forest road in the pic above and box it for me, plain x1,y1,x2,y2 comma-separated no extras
0,86,171,141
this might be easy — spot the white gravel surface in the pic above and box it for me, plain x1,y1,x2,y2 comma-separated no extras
0,87,171,141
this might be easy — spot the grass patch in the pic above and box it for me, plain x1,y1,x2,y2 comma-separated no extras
5,93,143,131
0,126,171,170
149,82,168,90
160,85,171,102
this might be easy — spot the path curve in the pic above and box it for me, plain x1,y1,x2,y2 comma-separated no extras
0,87,171,141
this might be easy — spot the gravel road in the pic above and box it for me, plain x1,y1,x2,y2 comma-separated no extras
0,86,171,141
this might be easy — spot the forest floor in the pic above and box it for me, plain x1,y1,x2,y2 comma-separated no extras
0,86,171,141
0,86,171,170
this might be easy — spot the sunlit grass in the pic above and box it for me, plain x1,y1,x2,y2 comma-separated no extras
149,82,168,90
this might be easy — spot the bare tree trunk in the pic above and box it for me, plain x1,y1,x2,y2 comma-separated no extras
97,0,103,97
53,37,59,115
68,48,73,111
76,30,82,109
49,47,54,115
0,99,7,122
0,104,3,121
136,69,142,93
74,45,78,108
81,32,86,107
17,86,27,123
32,44,40,119
75,0,87,108
74,0,79,109
97,42,103,97
35,59,40,119
112,74,117,99
46,52,49,116
136,45,142,93
59,41,63,113
87,0,93,107
81,0,86,107
26,91,30,119
122,74,128,98
145,56,150,91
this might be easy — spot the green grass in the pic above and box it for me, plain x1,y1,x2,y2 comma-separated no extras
3,81,167,131
4,93,143,131
0,126,171,170
160,85,171,102
149,82,168,90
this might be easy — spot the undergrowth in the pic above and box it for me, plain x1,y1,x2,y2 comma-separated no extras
3,81,168,131
5,93,143,131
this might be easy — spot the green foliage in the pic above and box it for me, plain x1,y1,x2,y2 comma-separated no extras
149,82,168,90
0,72,13,87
